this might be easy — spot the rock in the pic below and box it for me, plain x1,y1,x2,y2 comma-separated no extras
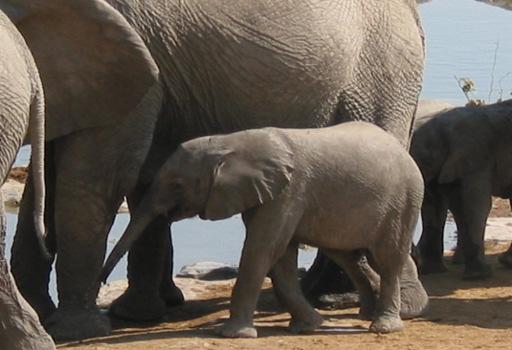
318,292,360,310
177,262,239,281
1,179,25,212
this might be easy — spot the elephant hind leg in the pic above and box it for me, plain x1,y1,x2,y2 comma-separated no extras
322,250,379,321
397,255,429,319
452,175,492,280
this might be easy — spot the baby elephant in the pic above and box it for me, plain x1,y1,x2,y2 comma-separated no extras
101,121,424,337
411,99,512,279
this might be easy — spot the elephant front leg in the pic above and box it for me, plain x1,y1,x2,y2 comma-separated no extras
417,183,449,274
221,205,301,338
43,177,115,340
109,183,184,322
43,127,152,340
110,217,183,321
269,243,323,334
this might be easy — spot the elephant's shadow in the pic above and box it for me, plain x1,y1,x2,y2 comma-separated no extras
61,286,366,347
420,250,512,329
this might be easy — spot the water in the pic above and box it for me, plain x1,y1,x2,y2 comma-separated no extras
420,0,512,104
5,0,511,300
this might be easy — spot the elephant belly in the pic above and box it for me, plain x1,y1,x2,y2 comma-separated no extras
294,208,383,252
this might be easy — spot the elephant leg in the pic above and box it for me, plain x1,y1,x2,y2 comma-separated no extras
109,180,184,322
300,251,356,307
322,250,378,320
457,174,492,280
110,217,182,321
111,112,184,321
269,242,323,334
160,230,184,306
446,187,466,265
43,117,154,340
396,254,429,319
220,203,301,338
367,245,405,334
417,182,449,274
11,156,56,321
498,199,512,268
0,195,56,350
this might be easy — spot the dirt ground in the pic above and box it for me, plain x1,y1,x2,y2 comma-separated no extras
57,242,512,350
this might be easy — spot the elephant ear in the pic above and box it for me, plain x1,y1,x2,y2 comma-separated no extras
203,137,294,220
1,0,160,141
438,113,494,184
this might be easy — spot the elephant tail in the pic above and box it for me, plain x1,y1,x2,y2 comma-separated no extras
29,89,50,260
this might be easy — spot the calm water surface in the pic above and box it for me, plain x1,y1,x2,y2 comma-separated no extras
6,0,511,300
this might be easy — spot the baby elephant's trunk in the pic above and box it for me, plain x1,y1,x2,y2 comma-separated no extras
99,194,164,283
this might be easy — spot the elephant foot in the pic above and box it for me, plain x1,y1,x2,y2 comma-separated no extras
161,280,185,307
110,288,166,321
498,251,512,269
419,260,447,275
462,263,492,280
288,312,323,334
44,307,111,341
399,257,429,319
219,320,257,338
399,283,429,319
369,315,403,333
317,292,360,310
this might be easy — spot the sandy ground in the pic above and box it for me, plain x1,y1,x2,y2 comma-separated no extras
55,243,512,350
5,167,512,349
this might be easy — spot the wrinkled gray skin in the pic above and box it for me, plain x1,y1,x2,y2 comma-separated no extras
1,0,426,340
101,122,425,337
0,10,55,350
411,99,512,279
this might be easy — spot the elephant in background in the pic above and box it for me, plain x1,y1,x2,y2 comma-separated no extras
2,0,427,340
0,10,54,350
101,122,424,337
411,99,512,279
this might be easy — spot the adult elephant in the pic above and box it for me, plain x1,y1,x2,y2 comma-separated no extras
0,10,55,350
3,0,427,340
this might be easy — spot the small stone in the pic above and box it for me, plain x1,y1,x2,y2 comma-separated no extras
177,262,238,281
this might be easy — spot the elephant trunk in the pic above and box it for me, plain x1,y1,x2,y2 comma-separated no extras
29,91,50,260
99,193,165,283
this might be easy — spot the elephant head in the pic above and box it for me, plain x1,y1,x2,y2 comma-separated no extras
0,0,161,141
100,131,294,281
